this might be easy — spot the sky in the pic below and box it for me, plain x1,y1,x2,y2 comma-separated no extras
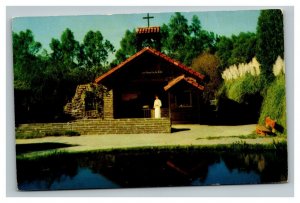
12,10,260,61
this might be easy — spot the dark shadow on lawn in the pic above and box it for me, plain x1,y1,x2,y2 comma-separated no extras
171,128,191,133
16,142,77,155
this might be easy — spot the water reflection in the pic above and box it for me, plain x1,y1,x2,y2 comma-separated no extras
17,150,287,191
18,168,119,190
192,159,260,186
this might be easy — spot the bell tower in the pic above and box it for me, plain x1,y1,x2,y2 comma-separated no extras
136,13,161,51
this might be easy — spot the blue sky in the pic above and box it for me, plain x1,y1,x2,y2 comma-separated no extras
12,10,260,61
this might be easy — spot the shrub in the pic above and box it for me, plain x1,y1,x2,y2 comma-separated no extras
64,130,80,136
221,57,260,81
45,131,62,137
220,74,265,103
15,131,45,139
258,74,286,134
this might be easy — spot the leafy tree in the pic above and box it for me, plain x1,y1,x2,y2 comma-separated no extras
229,32,257,65
161,12,190,63
111,29,137,66
191,52,221,102
161,13,216,66
216,32,256,71
13,30,47,122
112,12,216,67
82,30,115,69
60,28,80,68
13,28,115,123
256,9,284,80
183,15,216,65
13,29,42,82
49,38,62,62
216,36,233,70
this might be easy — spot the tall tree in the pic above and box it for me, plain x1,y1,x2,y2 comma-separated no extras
13,30,47,122
60,28,80,68
216,32,256,71
111,29,137,66
13,29,42,82
184,15,216,65
229,32,257,65
162,12,190,62
112,12,216,66
216,36,233,70
49,38,62,62
82,30,115,69
191,52,221,102
256,9,284,80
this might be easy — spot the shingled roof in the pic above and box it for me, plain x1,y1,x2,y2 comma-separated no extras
137,26,160,34
95,47,205,84
164,75,205,91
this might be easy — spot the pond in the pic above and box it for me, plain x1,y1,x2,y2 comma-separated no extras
17,149,288,191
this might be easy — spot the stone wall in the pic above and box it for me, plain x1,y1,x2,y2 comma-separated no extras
103,89,114,119
16,118,171,135
64,83,104,119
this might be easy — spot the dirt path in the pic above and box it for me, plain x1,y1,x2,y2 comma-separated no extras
16,124,286,153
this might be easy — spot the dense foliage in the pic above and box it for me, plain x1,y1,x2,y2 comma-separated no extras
13,29,115,123
14,10,286,132
259,74,286,134
191,52,221,102
256,9,284,81
216,32,257,71
113,12,216,66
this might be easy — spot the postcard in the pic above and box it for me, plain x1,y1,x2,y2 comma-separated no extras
13,9,287,191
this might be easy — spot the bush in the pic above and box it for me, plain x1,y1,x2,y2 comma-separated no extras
45,130,81,137
44,131,62,137
220,74,265,103
17,130,81,139
15,131,45,139
259,75,286,134
64,130,80,136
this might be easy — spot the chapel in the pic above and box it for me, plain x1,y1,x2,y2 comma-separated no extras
65,13,206,124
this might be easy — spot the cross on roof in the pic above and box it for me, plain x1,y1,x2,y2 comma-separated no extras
143,13,154,27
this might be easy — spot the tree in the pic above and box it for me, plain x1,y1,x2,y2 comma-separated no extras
191,52,221,102
82,30,115,69
111,29,137,66
161,13,216,66
216,32,256,71
112,12,216,67
13,30,47,122
216,36,233,70
183,15,216,65
49,38,62,62
256,9,284,80
13,29,42,82
229,32,257,65
60,28,80,68
161,12,190,62
13,28,116,123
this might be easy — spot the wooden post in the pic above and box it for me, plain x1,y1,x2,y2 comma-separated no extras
168,92,172,124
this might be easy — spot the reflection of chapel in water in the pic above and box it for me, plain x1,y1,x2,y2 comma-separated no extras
65,13,205,124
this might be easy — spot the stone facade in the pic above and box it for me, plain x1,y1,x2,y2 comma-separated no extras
103,89,114,119
16,118,171,135
64,83,104,119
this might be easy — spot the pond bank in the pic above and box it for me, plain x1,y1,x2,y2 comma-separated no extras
16,124,287,158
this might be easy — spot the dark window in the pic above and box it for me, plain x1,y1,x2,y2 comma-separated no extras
175,90,192,108
85,91,98,111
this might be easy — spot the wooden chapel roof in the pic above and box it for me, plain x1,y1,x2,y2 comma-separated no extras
95,47,205,84
164,75,205,91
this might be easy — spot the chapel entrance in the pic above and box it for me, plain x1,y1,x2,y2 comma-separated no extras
113,82,169,118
